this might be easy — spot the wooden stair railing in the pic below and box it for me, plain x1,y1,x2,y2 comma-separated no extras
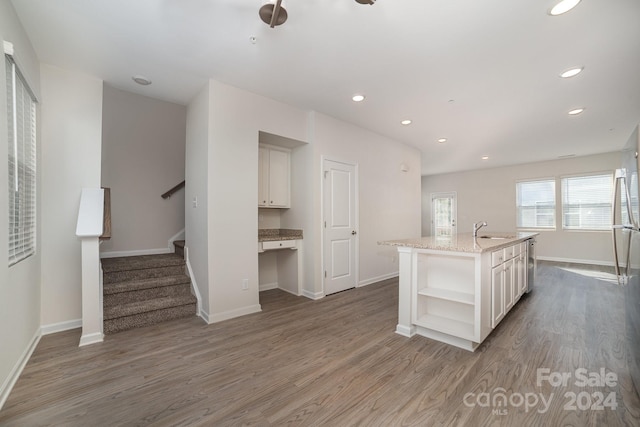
161,180,185,199
100,187,111,240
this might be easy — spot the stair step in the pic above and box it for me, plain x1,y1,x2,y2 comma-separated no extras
103,264,185,284
104,303,196,334
104,294,197,321
104,282,192,307
104,275,191,295
101,253,197,335
173,240,185,257
101,253,185,273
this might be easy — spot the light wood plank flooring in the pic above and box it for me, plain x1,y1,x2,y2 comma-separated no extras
1,262,640,426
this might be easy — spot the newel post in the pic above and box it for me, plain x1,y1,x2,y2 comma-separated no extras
76,188,105,346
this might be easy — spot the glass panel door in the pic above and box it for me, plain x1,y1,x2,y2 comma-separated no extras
431,192,457,237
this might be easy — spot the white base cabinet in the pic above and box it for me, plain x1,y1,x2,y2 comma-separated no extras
394,238,533,352
491,242,528,328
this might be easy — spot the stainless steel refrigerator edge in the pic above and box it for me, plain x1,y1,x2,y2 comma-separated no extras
612,124,640,398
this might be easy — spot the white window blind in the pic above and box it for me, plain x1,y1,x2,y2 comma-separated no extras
516,179,556,229
6,52,37,266
561,174,612,230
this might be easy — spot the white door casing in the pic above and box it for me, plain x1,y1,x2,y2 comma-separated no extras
431,192,457,237
322,158,358,295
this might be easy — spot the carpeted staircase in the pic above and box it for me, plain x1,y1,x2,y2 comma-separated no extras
101,252,196,334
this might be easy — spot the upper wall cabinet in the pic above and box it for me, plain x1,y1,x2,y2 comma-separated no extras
259,144,290,208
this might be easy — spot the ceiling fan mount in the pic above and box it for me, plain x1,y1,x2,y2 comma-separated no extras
259,0,288,28
260,0,376,29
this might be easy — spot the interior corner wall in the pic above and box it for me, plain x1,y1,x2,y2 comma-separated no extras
0,0,42,409
205,80,308,321
310,112,422,294
421,151,620,264
185,83,211,316
40,64,103,326
100,85,186,254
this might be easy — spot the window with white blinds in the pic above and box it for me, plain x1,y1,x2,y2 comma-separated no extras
561,174,612,231
516,179,556,229
6,52,37,266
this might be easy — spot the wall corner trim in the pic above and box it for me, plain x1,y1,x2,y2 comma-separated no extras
206,305,262,324
301,290,324,300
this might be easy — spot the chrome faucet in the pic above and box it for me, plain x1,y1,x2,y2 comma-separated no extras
473,221,487,237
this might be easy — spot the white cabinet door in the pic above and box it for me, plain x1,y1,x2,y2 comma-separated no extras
258,145,290,208
518,251,528,296
258,146,269,207
268,148,290,207
504,259,514,312
492,265,505,328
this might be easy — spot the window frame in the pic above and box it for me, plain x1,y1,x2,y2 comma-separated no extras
560,172,613,232
515,178,557,231
6,46,38,267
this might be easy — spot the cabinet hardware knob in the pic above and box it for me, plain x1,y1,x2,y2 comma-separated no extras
351,230,357,235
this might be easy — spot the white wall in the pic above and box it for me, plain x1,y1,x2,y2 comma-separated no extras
100,85,186,254
185,83,211,315
421,152,620,265
308,112,422,291
0,0,42,409
206,80,308,320
39,64,103,326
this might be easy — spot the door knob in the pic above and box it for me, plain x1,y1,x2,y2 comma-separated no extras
352,230,357,235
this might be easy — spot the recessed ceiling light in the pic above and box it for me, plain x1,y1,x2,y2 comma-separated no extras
481,156,489,160
560,67,584,78
568,108,585,115
437,138,447,143
401,119,412,126
549,0,581,16
132,75,152,86
352,94,365,102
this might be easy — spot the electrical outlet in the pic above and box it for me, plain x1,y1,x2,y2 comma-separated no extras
242,279,249,290
192,196,198,208
259,214,264,222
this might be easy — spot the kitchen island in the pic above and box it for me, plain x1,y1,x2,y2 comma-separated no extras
379,232,537,351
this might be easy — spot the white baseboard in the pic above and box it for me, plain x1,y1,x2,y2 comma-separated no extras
537,256,614,267
259,282,278,292
302,289,324,300
183,247,203,318
100,247,171,259
79,332,104,347
206,304,262,324
0,329,41,411
395,324,414,338
359,272,399,287
41,319,82,335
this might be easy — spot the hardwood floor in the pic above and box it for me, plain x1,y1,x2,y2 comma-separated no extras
1,262,640,426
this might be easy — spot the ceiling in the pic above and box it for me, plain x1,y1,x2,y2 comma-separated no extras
11,0,640,175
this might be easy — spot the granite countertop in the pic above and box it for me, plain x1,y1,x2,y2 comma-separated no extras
258,228,303,242
378,232,538,253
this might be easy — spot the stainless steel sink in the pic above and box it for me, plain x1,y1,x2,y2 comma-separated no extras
478,235,514,240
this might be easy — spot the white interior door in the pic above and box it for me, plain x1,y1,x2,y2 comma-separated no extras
323,159,357,295
431,192,457,237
